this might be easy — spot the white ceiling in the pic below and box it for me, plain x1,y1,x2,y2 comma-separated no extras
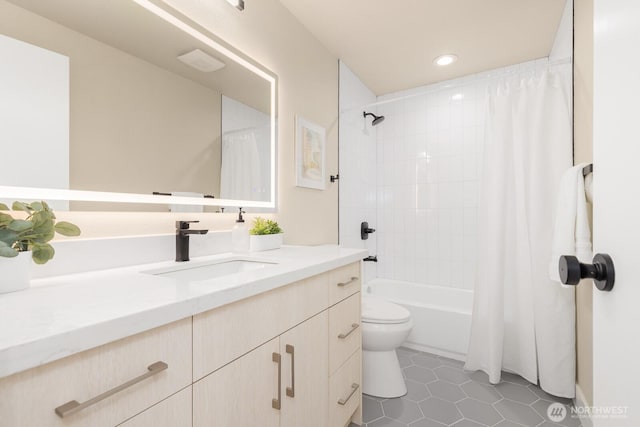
279,0,566,95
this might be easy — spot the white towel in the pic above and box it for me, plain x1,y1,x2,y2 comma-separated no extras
584,173,593,203
170,192,204,213
549,163,592,282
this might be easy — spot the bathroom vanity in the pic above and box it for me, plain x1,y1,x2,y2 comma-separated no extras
0,246,366,426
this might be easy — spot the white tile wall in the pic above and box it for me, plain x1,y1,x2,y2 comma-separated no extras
339,57,551,289
375,58,548,290
338,61,378,282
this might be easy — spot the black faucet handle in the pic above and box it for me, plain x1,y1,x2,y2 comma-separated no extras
176,220,200,230
361,221,376,240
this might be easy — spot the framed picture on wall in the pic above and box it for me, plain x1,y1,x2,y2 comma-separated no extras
295,115,326,190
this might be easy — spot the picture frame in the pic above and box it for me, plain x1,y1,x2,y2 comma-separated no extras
295,115,326,190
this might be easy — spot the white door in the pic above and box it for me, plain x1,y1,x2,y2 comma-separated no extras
593,0,640,425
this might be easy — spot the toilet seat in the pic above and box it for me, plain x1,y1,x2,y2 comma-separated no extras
362,295,411,324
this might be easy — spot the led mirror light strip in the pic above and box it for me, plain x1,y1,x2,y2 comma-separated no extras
0,186,272,209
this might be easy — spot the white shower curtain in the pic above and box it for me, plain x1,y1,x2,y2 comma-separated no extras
464,68,576,397
220,128,261,201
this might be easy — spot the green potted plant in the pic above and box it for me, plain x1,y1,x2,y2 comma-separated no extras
248,217,283,252
0,201,81,294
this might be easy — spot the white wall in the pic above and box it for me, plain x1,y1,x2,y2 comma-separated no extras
338,61,377,282
374,59,548,290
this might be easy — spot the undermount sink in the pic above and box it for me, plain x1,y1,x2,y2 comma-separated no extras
143,258,277,281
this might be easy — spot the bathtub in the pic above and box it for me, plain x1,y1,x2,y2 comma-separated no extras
365,278,473,361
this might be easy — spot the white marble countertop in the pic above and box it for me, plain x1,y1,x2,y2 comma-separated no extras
0,245,367,379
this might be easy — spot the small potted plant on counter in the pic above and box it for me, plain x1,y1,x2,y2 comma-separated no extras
0,201,81,294
249,217,283,252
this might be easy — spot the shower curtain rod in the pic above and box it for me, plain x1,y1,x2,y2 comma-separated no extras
340,56,572,113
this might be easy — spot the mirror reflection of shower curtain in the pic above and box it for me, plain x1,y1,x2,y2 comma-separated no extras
220,128,261,201
464,66,575,398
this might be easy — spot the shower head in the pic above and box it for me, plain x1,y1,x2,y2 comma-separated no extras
363,111,385,126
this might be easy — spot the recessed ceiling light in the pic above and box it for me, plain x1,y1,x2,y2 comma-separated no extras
434,54,458,66
225,0,244,11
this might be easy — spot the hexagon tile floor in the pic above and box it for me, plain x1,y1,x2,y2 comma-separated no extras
351,347,582,427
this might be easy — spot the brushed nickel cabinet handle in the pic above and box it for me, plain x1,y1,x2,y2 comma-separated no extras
54,361,168,418
272,352,281,410
337,383,360,405
338,323,360,339
286,344,295,398
337,276,359,287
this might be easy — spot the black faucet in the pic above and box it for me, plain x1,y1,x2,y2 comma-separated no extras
176,220,208,262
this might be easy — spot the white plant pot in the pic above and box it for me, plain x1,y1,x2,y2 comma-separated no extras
249,233,283,252
0,251,31,294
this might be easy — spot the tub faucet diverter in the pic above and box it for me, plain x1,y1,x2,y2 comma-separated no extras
176,220,208,262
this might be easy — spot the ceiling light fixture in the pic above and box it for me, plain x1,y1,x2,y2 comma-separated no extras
225,0,244,11
434,54,458,66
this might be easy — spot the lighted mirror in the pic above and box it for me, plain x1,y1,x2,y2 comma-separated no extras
0,0,277,211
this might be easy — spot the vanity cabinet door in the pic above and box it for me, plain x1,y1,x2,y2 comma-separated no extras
279,311,329,427
193,337,281,427
118,387,191,427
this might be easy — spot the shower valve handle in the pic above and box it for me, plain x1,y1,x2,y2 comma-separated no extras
361,222,376,240
558,253,615,291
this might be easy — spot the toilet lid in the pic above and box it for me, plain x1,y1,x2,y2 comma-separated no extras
361,295,411,324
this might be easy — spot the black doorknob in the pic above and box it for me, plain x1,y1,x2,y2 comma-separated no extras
558,253,615,291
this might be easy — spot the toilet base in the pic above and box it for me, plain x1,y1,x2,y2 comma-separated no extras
362,349,407,398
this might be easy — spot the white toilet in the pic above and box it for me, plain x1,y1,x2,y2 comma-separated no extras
361,294,413,398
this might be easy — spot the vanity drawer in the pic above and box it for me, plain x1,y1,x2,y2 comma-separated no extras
329,262,361,306
119,386,191,427
329,350,362,427
0,318,192,427
329,292,361,375
193,272,329,380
